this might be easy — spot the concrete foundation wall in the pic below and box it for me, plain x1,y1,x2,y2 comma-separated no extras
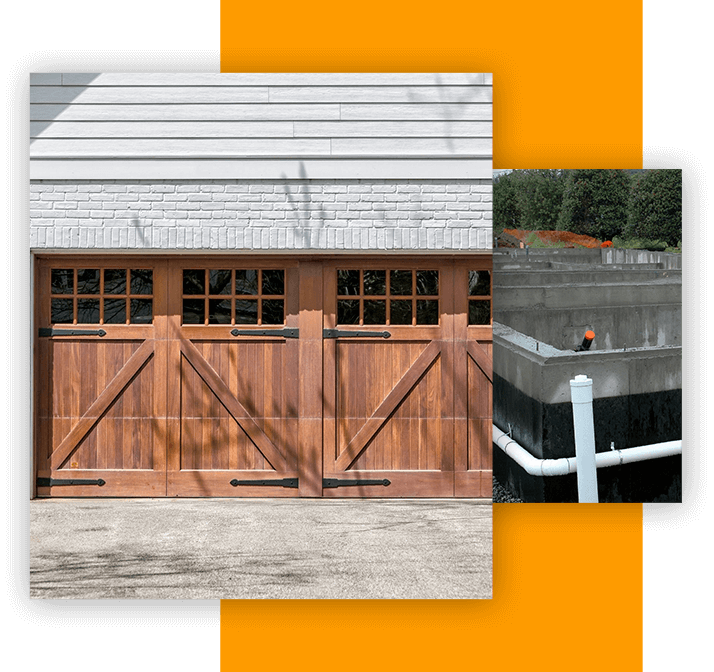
492,247,682,502
496,248,682,270
495,251,681,350
494,323,682,406
496,303,681,350
493,326,682,502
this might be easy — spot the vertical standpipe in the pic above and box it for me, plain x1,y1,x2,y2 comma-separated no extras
570,374,599,503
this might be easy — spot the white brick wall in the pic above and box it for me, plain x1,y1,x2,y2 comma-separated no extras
30,179,492,251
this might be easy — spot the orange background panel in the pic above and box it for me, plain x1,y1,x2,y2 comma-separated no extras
220,1,642,169
221,505,642,671
220,2,643,670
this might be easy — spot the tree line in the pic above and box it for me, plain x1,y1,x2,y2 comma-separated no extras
494,169,682,246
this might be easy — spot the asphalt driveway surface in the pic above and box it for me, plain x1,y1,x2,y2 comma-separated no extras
30,498,492,600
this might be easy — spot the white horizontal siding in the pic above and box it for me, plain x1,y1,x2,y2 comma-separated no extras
51,73,492,86
32,84,491,105
30,139,332,158
31,138,487,158
31,120,491,139
31,86,270,104
31,121,296,138
30,158,493,180
29,73,492,177
268,86,491,104
30,104,342,122
293,121,492,138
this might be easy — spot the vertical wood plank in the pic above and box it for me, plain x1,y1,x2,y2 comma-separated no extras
440,264,455,490
322,265,337,474
298,261,323,497
165,260,183,492
453,263,469,477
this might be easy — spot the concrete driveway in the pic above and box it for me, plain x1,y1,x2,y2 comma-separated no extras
30,498,492,600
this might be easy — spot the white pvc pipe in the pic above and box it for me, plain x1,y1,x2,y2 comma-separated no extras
493,426,576,477
594,441,682,467
493,425,682,475
570,375,598,502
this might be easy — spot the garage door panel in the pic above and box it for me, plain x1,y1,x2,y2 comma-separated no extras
167,261,301,497
197,340,299,421
178,341,292,473
36,256,492,499
350,417,443,471
50,340,143,420
180,358,291,472
320,471,454,498
49,341,156,471
167,470,300,498
467,342,493,474
37,469,167,498
322,261,461,497
348,357,443,471
63,416,157,471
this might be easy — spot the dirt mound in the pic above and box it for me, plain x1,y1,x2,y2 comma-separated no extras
498,229,605,249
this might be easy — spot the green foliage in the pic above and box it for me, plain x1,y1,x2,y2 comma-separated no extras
495,169,682,250
494,169,564,232
557,169,630,240
624,169,682,246
611,236,669,251
514,169,565,230
493,171,520,234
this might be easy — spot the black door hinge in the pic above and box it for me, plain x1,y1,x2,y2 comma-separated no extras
230,478,299,488
323,329,391,339
37,477,106,487
231,328,299,339
322,478,391,488
39,328,107,337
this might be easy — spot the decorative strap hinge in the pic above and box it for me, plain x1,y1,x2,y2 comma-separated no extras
323,329,391,339
322,478,391,488
230,478,299,488
37,477,106,487
39,328,107,337
231,328,299,339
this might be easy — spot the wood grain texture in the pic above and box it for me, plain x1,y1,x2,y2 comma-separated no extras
50,339,154,469
179,337,288,472
35,255,492,498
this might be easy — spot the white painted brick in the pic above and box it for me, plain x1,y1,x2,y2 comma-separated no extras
31,178,492,251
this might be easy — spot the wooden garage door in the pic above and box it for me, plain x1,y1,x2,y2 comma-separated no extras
34,256,491,498
34,259,168,497
321,261,491,497
166,261,300,497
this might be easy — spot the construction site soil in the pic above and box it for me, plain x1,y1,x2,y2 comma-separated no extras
498,229,606,248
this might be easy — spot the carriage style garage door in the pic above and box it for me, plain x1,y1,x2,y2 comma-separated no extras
34,256,492,498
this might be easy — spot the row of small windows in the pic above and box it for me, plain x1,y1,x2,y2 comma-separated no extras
182,269,285,325
49,268,491,326
336,269,490,326
51,268,153,325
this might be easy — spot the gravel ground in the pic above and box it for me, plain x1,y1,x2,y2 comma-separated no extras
493,478,524,503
